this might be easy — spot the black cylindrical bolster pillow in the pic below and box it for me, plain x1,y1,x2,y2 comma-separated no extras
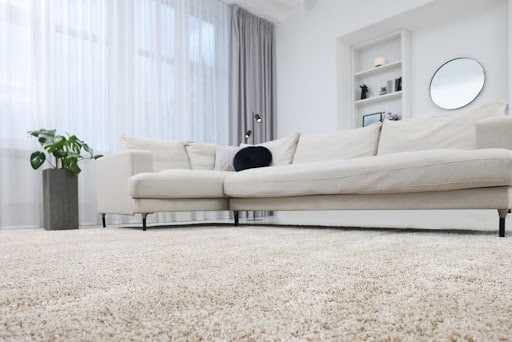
233,146,272,171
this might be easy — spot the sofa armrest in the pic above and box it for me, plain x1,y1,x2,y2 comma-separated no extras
95,150,153,215
476,116,512,150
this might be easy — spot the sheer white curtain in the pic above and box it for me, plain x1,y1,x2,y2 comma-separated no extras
0,0,230,229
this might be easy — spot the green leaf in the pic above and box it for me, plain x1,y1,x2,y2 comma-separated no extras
68,161,81,175
30,151,46,170
67,135,79,143
29,129,56,139
67,135,81,150
41,132,55,139
42,129,56,136
53,150,68,159
46,136,66,153
83,143,92,154
94,154,103,159
66,152,82,159
54,135,65,144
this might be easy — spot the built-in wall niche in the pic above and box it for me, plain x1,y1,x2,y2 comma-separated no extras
350,30,410,127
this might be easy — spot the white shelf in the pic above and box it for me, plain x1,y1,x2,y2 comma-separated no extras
354,91,402,106
337,28,410,128
352,31,402,50
353,60,402,78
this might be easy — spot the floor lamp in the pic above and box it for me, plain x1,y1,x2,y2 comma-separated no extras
244,113,262,144
244,130,252,143
243,113,262,221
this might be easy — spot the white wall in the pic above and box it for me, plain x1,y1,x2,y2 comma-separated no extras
276,0,509,134
276,0,432,136
411,0,508,116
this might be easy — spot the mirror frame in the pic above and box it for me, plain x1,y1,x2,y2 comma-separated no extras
429,57,485,110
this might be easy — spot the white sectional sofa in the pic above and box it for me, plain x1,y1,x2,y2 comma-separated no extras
96,100,512,236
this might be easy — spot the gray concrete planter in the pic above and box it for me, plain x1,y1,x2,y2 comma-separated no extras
42,169,79,230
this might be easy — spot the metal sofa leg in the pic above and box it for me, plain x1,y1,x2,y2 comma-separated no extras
142,213,148,231
498,209,508,237
101,213,106,228
234,211,239,226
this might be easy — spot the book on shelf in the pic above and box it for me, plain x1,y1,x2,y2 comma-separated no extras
384,77,403,94
386,80,394,94
395,77,402,91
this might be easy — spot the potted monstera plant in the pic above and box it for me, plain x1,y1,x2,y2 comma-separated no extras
29,129,102,230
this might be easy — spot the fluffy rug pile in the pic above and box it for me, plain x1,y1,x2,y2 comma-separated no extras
1,226,511,340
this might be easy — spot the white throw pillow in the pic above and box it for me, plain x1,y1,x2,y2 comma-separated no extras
241,133,300,166
120,134,190,171
377,100,507,155
214,145,240,172
184,141,216,170
293,123,381,164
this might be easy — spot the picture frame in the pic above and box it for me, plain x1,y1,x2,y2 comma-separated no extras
362,112,383,127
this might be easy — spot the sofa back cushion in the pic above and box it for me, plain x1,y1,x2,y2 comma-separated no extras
377,100,507,155
241,133,300,166
120,134,190,171
214,145,240,171
184,141,216,170
293,123,382,164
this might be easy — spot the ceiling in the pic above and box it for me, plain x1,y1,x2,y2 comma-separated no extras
222,0,304,22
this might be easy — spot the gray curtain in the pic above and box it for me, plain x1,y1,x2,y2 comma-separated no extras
229,6,276,146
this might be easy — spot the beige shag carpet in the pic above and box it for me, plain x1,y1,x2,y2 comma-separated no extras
1,226,512,341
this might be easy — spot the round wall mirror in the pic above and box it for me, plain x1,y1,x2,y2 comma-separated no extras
430,58,485,110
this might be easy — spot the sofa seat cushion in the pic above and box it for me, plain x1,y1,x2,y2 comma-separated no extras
224,149,512,198
129,170,232,199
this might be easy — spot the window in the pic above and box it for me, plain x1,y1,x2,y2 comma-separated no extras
53,0,103,141
135,0,176,138
0,0,231,228
1,0,229,147
133,0,229,143
0,0,34,144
